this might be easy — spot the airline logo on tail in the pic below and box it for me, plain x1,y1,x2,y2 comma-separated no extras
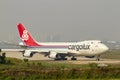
22,30,29,41
17,23,40,47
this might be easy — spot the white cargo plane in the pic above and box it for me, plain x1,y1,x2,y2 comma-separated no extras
16,23,109,61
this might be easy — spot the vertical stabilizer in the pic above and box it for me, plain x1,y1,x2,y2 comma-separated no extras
17,23,40,46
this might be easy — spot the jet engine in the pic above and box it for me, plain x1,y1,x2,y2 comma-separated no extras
22,50,34,57
48,51,57,59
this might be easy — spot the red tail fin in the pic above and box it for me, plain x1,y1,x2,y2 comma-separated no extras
17,23,40,46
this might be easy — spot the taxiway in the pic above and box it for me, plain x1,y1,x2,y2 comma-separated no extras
2,52,120,64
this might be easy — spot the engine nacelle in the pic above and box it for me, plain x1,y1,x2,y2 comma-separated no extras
48,51,57,59
23,50,33,57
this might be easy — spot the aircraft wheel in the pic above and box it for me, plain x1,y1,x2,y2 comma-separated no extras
64,58,67,60
96,58,100,61
96,55,100,61
71,56,77,60
55,58,61,60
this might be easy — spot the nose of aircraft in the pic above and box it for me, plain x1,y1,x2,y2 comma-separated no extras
102,45,109,52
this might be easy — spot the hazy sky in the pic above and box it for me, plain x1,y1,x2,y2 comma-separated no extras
1,0,120,42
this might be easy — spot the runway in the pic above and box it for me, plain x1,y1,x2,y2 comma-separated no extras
3,52,120,64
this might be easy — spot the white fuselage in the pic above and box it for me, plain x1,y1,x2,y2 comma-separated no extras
28,40,108,56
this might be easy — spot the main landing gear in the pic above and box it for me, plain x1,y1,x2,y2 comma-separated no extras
55,57,67,60
71,56,77,60
54,54,77,60
55,54,68,60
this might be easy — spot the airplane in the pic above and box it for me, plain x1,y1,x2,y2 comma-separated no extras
16,23,109,61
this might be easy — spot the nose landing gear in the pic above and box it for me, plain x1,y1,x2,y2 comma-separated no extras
96,55,100,61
